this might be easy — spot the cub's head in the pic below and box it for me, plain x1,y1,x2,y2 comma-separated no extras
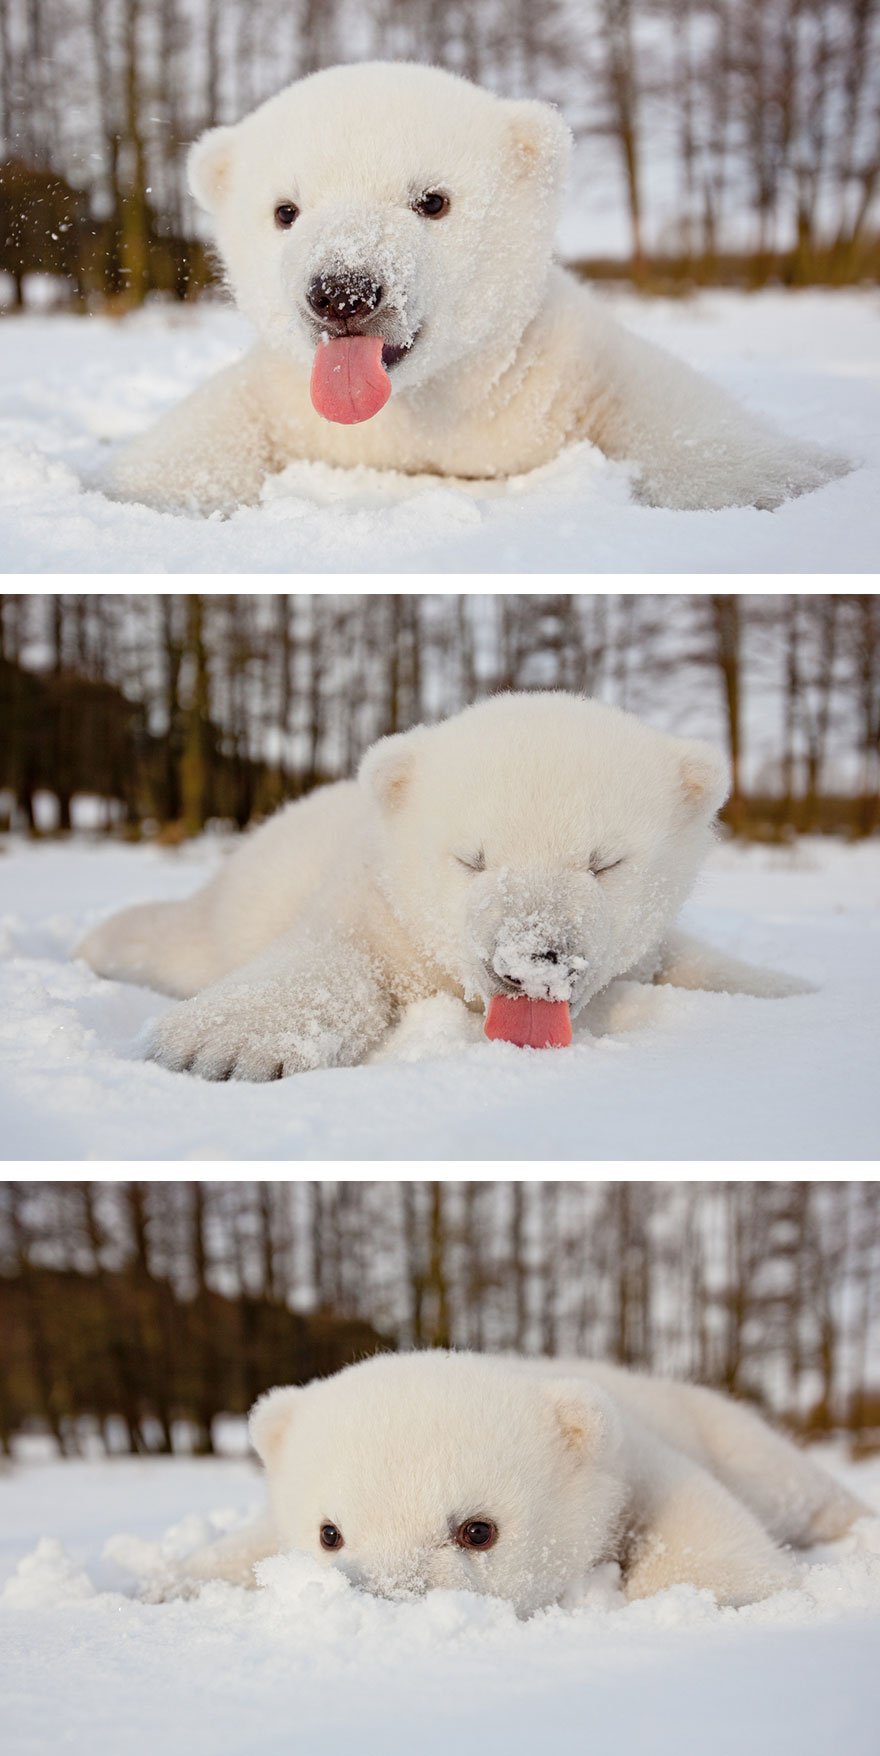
188,62,570,420
250,1352,624,1615
359,692,730,1014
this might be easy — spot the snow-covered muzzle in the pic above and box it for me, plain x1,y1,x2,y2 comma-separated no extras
282,204,426,423
465,868,601,1011
336,1552,431,1601
294,209,420,343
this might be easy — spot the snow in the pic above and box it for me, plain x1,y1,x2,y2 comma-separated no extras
2,1439,879,1756
1,831,878,1161
1,287,878,573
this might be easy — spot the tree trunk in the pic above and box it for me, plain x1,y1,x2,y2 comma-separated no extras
190,1183,217,1455
180,595,211,834
119,0,151,308
711,595,743,827
425,1182,451,1348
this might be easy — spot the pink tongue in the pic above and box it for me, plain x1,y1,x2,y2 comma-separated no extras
310,335,391,424
485,996,573,1049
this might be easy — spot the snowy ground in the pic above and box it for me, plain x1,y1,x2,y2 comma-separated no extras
2,1437,879,1756
1,287,878,573
0,831,877,1161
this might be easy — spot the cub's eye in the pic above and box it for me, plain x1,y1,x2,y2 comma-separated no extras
413,190,450,219
455,850,485,873
591,858,623,877
454,1518,498,1550
319,1523,344,1551
274,202,299,229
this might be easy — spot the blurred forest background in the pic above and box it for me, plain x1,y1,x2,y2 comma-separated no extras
1,592,878,841
2,1180,878,1457
1,0,879,309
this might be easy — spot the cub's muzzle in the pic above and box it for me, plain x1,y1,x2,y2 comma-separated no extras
490,943,585,1001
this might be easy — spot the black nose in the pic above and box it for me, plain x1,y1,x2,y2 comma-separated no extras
532,948,559,965
307,273,383,325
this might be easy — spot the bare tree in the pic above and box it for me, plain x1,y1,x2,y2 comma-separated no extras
593,0,645,272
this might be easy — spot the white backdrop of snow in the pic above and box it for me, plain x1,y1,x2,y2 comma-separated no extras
0,831,878,1160
1,1440,879,1756
1,288,878,573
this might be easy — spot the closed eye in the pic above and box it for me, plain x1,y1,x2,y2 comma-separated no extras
454,850,485,873
590,857,624,876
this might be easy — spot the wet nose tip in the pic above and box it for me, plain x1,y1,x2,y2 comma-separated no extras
307,273,383,323
533,948,560,965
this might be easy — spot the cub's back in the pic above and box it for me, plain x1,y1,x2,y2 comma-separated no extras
205,780,366,973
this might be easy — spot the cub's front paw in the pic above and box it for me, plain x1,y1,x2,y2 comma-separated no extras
741,446,849,512
638,441,848,513
148,983,347,1081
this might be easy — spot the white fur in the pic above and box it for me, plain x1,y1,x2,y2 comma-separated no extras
163,1352,865,1612
108,62,845,515
77,692,813,1081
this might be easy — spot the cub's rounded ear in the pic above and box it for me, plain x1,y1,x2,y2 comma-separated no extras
502,98,572,186
188,124,237,214
358,728,423,813
249,1385,299,1467
545,1380,622,1463
676,738,731,820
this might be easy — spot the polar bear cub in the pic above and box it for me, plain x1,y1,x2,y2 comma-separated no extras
76,692,812,1082
109,61,843,515
167,1352,866,1612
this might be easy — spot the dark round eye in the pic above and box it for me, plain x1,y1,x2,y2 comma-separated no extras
455,1518,498,1550
319,1523,343,1551
274,202,299,229
413,191,450,219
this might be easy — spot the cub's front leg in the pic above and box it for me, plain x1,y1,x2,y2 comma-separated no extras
654,930,814,998
139,1517,278,1600
149,929,393,1080
579,290,846,511
108,352,274,515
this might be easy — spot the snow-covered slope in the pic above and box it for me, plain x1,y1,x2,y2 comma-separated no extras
1,832,877,1160
1,289,877,573
1,1442,879,1756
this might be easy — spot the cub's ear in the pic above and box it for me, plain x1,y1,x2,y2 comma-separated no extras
544,1380,621,1463
249,1385,299,1467
188,124,237,214
502,98,572,186
358,728,423,813
675,738,731,820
